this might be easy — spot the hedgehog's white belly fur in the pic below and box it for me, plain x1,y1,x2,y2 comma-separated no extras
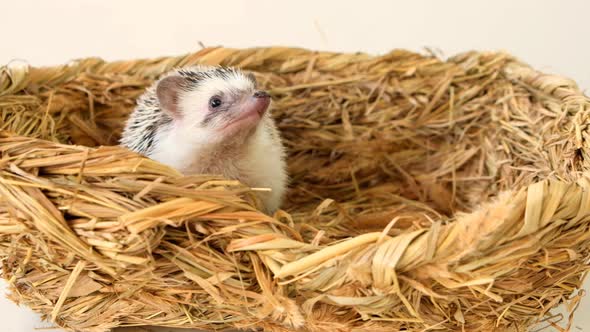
148,119,287,213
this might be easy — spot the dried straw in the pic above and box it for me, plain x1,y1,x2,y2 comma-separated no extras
0,47,589,332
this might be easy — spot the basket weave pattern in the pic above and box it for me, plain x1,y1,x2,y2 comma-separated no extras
0,47,589,331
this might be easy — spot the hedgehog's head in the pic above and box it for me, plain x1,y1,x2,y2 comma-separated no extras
155,66,270,144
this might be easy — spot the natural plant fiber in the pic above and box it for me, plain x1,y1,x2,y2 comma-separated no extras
0,47,589,332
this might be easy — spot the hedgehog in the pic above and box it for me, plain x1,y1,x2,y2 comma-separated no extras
120,66,287,214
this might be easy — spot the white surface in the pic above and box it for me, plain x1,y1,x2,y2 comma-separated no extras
0,0,589,331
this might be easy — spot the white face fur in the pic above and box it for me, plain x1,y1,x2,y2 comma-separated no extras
179,75,255,127
147,66,273,172
162,67,269,146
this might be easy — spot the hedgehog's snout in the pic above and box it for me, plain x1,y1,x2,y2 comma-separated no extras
249,91,270,116
253,90,270,99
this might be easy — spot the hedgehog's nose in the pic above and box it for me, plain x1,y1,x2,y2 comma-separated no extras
253,90,270,99
249,91,271,116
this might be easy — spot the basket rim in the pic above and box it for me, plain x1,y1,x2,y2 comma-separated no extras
0,47,580,87
1,46,588,105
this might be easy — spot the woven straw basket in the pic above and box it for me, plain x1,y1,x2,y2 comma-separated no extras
0,47,589,332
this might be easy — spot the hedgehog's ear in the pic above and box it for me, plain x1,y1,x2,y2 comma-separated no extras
156,75,186,118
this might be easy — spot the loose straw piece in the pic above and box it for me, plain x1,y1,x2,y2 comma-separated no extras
275,232,381,278
51,260,86,321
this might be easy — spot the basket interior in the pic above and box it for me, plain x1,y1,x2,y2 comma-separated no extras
5,49,582,229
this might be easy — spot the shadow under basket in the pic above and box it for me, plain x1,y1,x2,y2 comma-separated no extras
0,47,589,332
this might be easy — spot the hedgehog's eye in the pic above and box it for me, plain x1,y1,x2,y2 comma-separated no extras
209,96,222,108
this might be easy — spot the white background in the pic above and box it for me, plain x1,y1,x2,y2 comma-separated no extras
0,0,589,331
